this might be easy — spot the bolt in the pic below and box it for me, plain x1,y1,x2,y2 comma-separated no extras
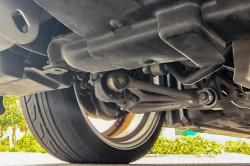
199,92,208,101
143,59,155,65
22,25,28,33
110,20,126,28
114,71,129,89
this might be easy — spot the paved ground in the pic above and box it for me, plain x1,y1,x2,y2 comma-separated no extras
1,153,250,165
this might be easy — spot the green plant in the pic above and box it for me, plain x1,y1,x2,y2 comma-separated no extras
0,96,45,153
16,134,47,153
0,137,10,152
0,134,47,153
149,135,223,155
9,146,21,152
224,140,250,155
0,97,28,144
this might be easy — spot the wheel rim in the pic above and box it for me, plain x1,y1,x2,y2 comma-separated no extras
74,85,162,150
101,113,135,137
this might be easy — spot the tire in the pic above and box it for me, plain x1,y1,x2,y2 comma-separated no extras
20,86,165,164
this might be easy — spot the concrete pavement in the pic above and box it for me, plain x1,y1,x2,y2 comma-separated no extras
1,153,250,165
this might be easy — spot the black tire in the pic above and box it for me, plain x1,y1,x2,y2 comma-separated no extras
20,87,165,164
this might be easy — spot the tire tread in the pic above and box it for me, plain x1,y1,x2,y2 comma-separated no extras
20,88,164,163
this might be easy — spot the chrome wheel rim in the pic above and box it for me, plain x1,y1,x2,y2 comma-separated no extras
74,88,161,150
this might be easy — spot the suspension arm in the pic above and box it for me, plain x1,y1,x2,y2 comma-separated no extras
128,78,196,103
104,71,217,114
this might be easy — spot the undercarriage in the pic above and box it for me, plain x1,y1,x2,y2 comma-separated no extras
1,0,250,163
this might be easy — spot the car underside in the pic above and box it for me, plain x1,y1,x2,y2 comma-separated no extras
1,0,250,163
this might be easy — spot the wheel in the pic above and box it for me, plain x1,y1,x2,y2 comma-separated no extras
20,86,165,164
